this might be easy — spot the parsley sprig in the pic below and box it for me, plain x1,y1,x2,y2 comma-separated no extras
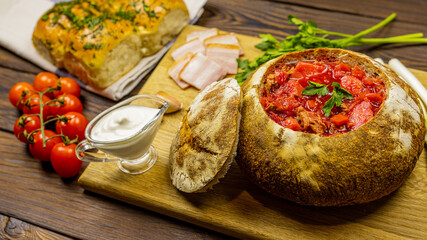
302,81,329,96
302,82,353,117
236,13,427,84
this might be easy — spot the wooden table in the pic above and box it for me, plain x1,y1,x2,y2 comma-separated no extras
1,0,426,239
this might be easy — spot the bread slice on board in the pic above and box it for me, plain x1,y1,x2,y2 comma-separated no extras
169,78,242,193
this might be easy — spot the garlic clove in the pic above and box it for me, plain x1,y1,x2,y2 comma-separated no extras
156,91,183,113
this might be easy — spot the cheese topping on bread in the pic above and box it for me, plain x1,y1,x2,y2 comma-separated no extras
33,0,189,89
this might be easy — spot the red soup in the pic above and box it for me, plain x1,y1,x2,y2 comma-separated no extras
260,59,387,136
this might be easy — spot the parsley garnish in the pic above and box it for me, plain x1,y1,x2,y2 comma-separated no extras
42,0,140,31
83,43,92,49
236,13,427,84
116,6,136,21
52,14,60,25
83,43,104,50
160,3,170,11
41,14,49,21
322,82,353,117
236,59,253,81
143,3,158,18
70,41,77,51
255,34,278,51
302,82,352,117
301,81,329,96
41,9,55,21
87,16,102,29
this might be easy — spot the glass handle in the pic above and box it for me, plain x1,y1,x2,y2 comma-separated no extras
75,140,120,163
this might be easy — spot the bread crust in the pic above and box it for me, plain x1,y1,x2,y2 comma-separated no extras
170,78,242,193
236,48,425,206
32,0,189,89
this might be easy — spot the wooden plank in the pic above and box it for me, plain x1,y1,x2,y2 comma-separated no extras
0,214,72,240
271,0,427,24
0,129,232,240
201,0,427,71
0,48,42,74
78,25,427,240
0,1,426,239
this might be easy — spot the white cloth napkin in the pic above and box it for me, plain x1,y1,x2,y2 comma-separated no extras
0,0,206,100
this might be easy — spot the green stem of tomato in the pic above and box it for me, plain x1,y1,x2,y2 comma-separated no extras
45,134,62,142
44,99,57,107
43,116,60,126
61,135,78,145
16,90,31,108
27,128,41,142
38,91,46,148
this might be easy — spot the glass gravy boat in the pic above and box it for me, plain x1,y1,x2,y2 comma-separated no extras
76,95,168,174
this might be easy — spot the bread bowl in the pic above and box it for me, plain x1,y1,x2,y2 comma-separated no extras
32,0,189,89
170,78,242,193
236,48,425,206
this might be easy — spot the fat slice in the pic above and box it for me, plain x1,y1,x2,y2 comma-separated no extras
171,39,206,61
206,44,240,74
206,43,240,59
204,34,243,55
180,53,226,90
209,56,238,75
186,28,219,42
168,53,193,89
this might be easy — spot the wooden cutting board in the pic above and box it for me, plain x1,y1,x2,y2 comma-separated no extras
78,25,427,240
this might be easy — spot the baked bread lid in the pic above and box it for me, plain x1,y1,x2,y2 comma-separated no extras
236,48,426,206
32,0,189,89
170,78,242,193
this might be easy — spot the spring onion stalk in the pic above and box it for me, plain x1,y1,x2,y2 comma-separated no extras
374,58,385,64
387,58,427,144
388,59,427,105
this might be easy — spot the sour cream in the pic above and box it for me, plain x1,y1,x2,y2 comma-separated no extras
91,105,160,141
90,105,161,160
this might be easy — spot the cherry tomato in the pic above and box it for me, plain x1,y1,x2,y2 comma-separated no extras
50,143,82,178
53,77,81,98
13,115,41,143
22,94,52,120
56,112,88,142
33,72,59,94
9,82,35,110
29,130,62,162
50,93,83,117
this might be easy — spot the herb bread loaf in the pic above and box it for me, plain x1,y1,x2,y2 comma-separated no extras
32,0,189,89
